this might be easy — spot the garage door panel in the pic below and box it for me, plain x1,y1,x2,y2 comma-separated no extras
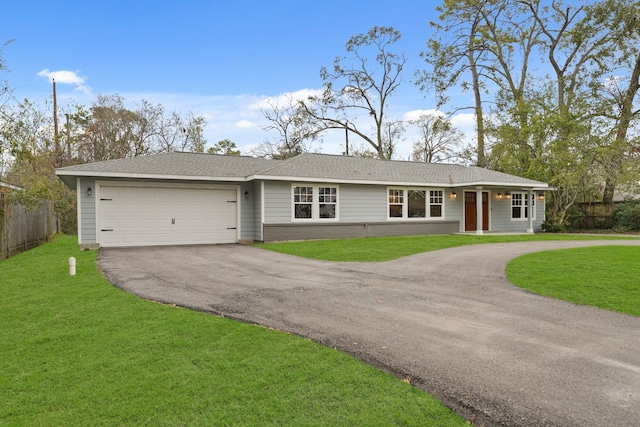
98,185,238,247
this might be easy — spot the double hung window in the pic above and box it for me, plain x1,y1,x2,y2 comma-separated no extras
293,185,338,220
511,192,535,220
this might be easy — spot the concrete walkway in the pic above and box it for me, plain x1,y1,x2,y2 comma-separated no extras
97,240,640,427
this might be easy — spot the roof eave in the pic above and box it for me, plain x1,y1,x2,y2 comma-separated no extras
55,170,248,186
450,181,550,189
249,174,549,188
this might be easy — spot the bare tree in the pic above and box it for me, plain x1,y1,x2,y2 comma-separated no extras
410,113,463,163
297,26,406,159
256,95,314,159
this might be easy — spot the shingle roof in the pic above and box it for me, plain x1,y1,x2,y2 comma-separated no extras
57,152,278,177
56,151,548,189
257,153,545,186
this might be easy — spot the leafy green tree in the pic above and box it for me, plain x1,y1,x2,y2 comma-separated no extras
207,139,240,155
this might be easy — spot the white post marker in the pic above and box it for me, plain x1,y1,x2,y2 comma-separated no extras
68,257,76,276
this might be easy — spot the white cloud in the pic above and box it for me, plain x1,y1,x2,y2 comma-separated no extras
450,113,476,129
37,69,92,95
403,109,444,121
251,88,324,111
236,120,256,128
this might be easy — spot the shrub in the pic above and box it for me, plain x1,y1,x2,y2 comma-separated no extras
611,201,640,231
542,219,566,233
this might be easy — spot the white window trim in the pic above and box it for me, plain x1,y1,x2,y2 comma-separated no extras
510,192,536,221
387,187,446,220
291,184,339,221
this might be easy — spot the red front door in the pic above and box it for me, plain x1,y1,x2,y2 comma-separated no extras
464,192,489,231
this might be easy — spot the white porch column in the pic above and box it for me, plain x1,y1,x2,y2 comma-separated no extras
476,186,483,235
527,188,534,234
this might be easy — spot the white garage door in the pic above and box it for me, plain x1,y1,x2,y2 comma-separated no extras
98,185,237,247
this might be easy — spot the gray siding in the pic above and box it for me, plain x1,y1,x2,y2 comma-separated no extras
79,177,97,244
339,184,387,221
263,181,291,223
239,180,262,241
489,190,545,232
445,190,464,232
240,182,254,241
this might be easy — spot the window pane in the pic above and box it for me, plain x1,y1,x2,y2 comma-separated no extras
319,204,335,218
388,189,403,204
295,204,312,219
408,190,426,218
294,186,313,219
430,204,442,217
319,187,337,203
512,207,521,218
389,204,403,217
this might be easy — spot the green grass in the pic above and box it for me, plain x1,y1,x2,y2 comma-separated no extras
506,246,640,316
256,234,637,262
0,236,466,426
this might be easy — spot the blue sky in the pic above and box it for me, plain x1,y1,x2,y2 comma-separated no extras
3,0,473,158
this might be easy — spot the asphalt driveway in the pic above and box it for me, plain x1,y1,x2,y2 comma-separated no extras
97,240,640,427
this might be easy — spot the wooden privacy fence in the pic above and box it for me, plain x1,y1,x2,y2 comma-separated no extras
0,195,57,260
569,202,616,229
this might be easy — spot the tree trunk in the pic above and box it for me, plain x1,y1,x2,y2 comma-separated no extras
602,51,640,202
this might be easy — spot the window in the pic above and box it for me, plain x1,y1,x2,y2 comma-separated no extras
511,192,535,220
293,186,313,219
293,185,338,220
318,187,337,219
388,188,445,219
388,189,404,218
430,190,443,217
408,190,426,218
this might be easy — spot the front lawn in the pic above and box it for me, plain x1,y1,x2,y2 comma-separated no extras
256,233,636,262
506,246,640,316
0,236,465,426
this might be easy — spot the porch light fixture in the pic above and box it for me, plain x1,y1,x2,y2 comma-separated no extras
451,191,457,199
87,187,92,197
538,192,545,200
244,190,249,199
497,193,503,199
505,192,511,199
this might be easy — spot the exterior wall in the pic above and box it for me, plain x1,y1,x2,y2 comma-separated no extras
339,184,387,221
79,177,97,246
445,190,464,231
261,181,460,242
488,190,545,232
263,221,460,242
239,180,262,242
263,181,292,223
239,182,254,242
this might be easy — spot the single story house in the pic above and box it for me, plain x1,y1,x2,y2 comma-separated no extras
55,152,549,249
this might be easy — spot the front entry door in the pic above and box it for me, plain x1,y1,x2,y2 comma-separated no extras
464,192,489,231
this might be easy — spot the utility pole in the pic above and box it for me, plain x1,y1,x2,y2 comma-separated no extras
344,122,349,156
66,113,71,162
52,79,60,160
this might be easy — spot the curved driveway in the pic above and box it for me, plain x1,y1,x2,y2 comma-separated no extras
97,240,640,427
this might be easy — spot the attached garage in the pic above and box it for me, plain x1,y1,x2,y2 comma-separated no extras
96,183,239,248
